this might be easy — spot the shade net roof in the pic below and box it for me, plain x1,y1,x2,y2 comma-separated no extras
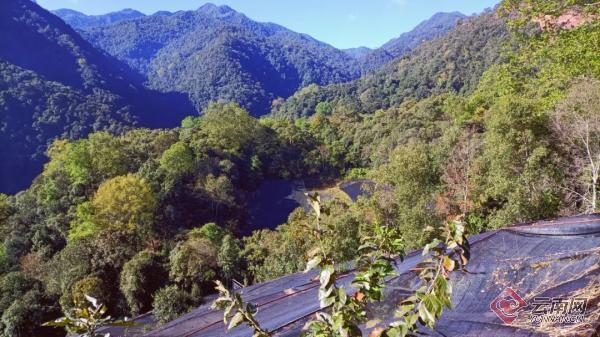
111,214,600,337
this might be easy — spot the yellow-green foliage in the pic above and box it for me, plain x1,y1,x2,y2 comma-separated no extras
188,223,226,245
159,141,195,177
373,143,441,245
69,174,157,240
70,277,109,309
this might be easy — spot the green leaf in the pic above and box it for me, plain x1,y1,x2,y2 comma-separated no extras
418,304,435,326
305,256,322,272
319,284,334,301
223,303,235,321
442,256,455,272
320,265,334,286
84,294,99,308
405,312,418,326
394,303,414,318
423,239,441,255
320,294,336,308
215,280,227,293
228,312,244,329
338,288,347,305
107,321,138,327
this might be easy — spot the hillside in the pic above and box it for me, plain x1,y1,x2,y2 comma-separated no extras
272,10,510,118
0,0,193,194
358,11,466,73
52,8,145,29
75,4,463,116
78,4,360,115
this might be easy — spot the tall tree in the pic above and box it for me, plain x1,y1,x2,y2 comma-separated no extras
70,174,157,239
551,78,600,213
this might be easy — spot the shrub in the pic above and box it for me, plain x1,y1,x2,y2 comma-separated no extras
152,285,195,324
120,250,168,316
71,277,109,309
217,234,242,284
159,141,195,178
169,238,217,292
188,223,225,246
0,246,8,275
69,174,157,240
1,290,61,337
0,272,42,313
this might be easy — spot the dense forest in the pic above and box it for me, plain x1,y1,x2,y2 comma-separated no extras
271,10,511,118
62,4,463,116
0,0,194,194
0,1,466,194
1,0,599,336
356,11,466,73
77,3,362,115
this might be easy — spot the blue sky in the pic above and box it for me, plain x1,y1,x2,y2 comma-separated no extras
37,0,499,49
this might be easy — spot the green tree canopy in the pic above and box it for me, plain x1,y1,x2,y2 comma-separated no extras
159,141,195,178
169,237,218,294
120,250,168,316
70,174,157,239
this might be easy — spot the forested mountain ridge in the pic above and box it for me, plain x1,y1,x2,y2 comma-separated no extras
0,0,141,94
0,0,194,194
358,11,467,73
74,4,464,116
0,1,475,193
52,8,145,29
272,10,510,118
78,3,361,115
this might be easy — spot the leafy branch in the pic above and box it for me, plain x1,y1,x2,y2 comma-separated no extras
302,193,356,336
304,194,470,337
43,295,135,337
212,280,270,337
212,193,471,337
375,220,470,337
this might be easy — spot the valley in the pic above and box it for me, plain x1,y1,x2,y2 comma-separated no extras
0,1,598,336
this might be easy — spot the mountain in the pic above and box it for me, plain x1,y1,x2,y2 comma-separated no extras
77,3,362,116
52,8,146,29
75,5,464,117
358,12,467,73
0,0,193,194
272,10,510,119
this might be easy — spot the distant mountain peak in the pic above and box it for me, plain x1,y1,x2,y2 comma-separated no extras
382,11,466,49
430,11,465,19
120,8,142,14
53,8,84,15
152,10,173,17
197,2,218,10
197,3,237,16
